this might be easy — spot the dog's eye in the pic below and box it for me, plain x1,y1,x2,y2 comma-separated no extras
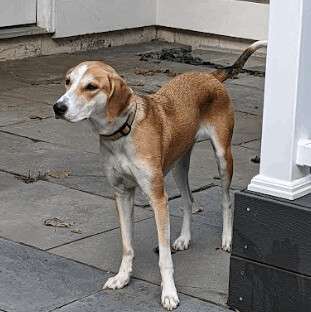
86,84,98,91
65,79,70,86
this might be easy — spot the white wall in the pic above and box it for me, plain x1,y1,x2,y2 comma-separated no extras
52,0,157,38
37,0,269,40
157,0,269,40
0,0,36,28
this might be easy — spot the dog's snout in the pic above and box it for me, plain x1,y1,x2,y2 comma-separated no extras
53,101,68,118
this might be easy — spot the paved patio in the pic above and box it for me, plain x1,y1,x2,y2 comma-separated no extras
0,41,265,311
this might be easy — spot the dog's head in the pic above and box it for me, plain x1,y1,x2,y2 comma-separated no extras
53,61,132,123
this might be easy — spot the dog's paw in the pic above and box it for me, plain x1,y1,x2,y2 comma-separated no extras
103,274,130,290
221,235,232,252
162,292,180,310
192,201,203,214
172,236,190,251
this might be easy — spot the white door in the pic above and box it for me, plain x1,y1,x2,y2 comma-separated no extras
0,0,36,28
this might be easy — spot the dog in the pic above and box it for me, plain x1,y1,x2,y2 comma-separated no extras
53,40,267,310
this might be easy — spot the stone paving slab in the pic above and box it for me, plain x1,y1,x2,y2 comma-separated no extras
190,141,260,190
225,82,264,115
241,138,261,151
0,238,227,312
232,111,262,146
0,238,110,312
0,180,152,250
1,118,100,153
168,186,234,229
0,95,53,127
54,278,228,312
226,73,265,90
0,171,24,192
1,83,64,106
50,216,230,306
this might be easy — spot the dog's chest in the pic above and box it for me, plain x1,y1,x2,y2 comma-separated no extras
110,154,132,177
101,142,137,187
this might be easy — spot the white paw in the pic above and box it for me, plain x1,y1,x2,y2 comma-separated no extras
161,291,180,310
103,274,130,290
172,236,190,251
192,201,203,214
221,234,232,252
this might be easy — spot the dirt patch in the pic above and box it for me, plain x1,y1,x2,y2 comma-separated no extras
139,48,265,77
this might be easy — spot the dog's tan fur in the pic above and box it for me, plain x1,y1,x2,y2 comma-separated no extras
54,40,267,310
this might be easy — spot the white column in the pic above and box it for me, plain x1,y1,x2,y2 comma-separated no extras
248,0,311,200
37,0,56,32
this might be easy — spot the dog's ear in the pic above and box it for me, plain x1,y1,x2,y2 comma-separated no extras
106,75,132,121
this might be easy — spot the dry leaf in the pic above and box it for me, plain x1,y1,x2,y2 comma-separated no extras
47,170,71,179
71,228,83,234
44,218,74,228
192,202,204,214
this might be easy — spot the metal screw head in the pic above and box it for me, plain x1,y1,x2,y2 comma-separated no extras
241,270,245,276
244,244,248,250
246,207,250,212
239,297,243,301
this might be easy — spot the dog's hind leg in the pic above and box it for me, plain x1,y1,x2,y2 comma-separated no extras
209,127,233,252
103,188,135,290
171,148,202,251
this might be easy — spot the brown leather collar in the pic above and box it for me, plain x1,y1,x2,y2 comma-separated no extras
100,101,137,141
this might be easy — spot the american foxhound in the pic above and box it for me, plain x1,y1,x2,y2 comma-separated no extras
53,40,267,310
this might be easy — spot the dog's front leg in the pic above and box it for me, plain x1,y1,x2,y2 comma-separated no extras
103,188,135,290
148,181,179,310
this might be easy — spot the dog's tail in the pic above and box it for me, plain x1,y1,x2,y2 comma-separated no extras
211,40,267,82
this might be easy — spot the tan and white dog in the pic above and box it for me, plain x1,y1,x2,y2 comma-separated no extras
53,40,267,310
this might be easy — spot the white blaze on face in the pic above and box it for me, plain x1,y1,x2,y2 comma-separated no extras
57,64,107,122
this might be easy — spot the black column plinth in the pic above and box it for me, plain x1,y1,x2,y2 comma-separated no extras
228,190,311,312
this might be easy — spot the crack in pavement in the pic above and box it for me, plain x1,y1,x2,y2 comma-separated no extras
234,137,261,147
47,289,103,312
0,129,99,154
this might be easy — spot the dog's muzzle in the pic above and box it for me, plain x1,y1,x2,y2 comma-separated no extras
53,101,68,119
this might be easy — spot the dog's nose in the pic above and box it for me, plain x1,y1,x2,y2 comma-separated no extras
53,101,68,118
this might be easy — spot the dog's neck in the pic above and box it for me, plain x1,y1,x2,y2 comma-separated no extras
88,99,137,138
100,101,137,141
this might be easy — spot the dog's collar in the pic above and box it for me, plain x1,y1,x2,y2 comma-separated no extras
100,101,137,141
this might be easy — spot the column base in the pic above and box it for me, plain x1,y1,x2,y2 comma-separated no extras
247,174,311,200
229,190,311,312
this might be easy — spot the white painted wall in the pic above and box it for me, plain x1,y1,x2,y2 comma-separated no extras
52,0,157,38
0,0,36,27
37,0,269,40
157,0,269,40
